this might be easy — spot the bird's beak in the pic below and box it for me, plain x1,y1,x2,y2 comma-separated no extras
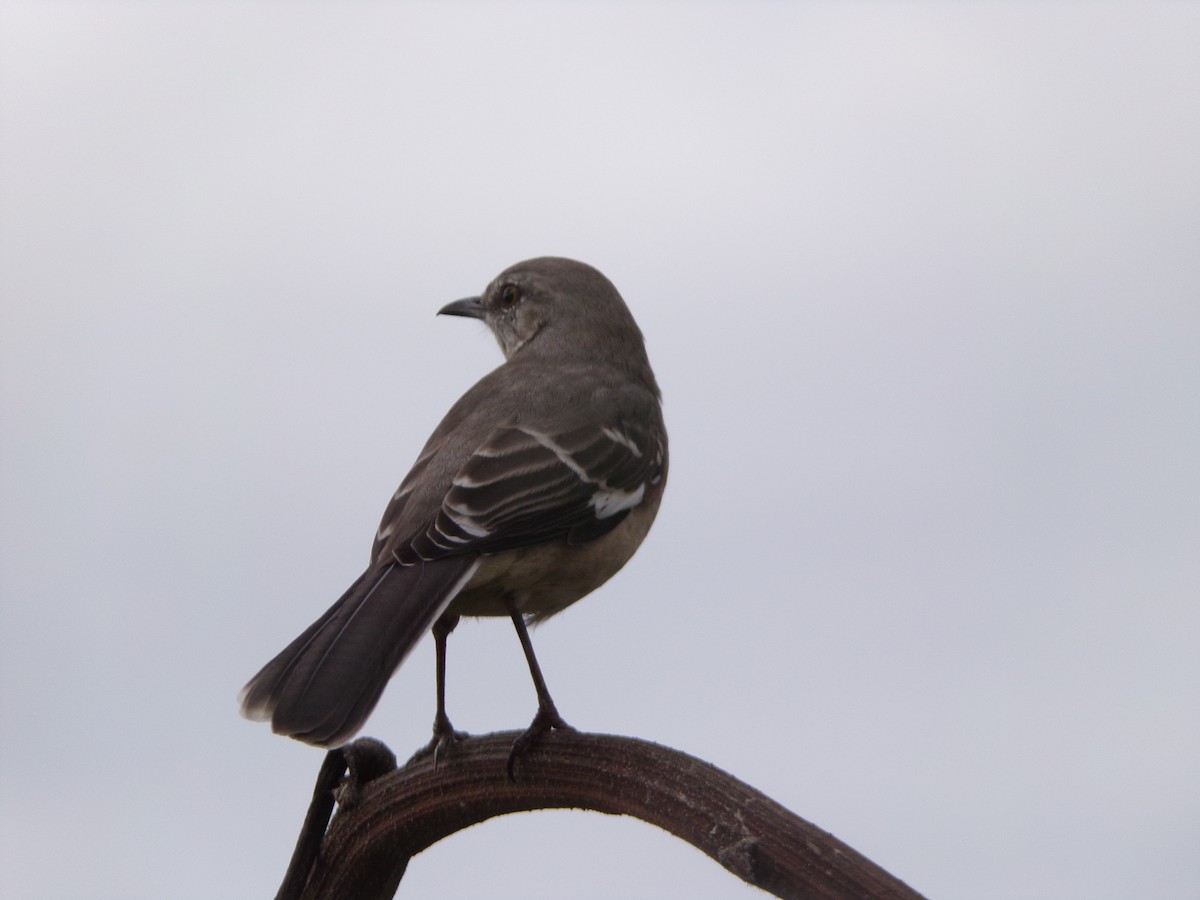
438,297,486,319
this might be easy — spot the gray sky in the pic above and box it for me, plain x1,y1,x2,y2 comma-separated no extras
2,3,1198,898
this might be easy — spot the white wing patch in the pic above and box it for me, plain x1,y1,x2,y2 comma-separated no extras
521,426,648,519
591,482,646,519
398,422,658,562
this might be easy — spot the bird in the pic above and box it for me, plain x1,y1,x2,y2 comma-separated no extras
239,257,668,759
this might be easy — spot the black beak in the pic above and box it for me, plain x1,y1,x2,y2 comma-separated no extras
438,297,486,319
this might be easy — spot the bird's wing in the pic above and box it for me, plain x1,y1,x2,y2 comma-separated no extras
387,420,666,565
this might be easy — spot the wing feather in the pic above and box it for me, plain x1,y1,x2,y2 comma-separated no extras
390,422,664,564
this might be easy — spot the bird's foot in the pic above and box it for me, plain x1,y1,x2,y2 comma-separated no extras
424,714,469,768
506,705,575,780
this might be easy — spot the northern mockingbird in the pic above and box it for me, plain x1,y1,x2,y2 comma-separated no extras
240,257,667,755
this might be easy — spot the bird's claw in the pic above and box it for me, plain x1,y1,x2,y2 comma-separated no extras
424,716,469,768
506,706,575,780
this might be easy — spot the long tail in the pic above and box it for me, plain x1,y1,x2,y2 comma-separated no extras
239,555,480,747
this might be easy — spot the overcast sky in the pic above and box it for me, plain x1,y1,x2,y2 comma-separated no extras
1,3,1198,899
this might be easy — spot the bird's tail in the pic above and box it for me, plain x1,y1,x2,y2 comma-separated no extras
239,556,480,747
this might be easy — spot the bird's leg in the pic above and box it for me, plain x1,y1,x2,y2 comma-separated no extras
426,613,467,763
507,610,575,778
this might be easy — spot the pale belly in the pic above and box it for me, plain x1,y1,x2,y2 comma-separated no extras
445,500,658,622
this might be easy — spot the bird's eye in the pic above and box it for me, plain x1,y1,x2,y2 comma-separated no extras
500,284,521,309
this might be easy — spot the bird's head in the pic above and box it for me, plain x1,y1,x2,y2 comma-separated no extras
439,257,647,365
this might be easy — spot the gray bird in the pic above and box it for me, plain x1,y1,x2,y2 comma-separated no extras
239,257,668,755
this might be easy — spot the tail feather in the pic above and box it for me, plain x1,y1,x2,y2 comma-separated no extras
239,556,480,747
